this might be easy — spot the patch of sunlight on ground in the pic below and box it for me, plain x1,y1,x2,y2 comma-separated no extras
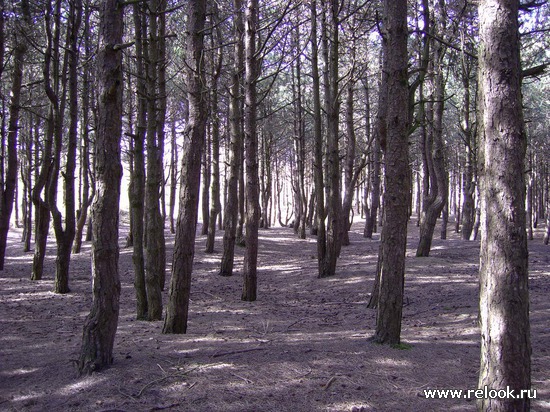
0,367,40,377
4,255,35,262
372,357,412,367
9,291,59,302
327,402,375,411
57,376,107,396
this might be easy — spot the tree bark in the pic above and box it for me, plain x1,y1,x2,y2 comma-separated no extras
0,0,30,270
205,17,223,253
130,2,148,320
477,0,531,410
163,0,207,333
219,0,244,277
49,0,82,293
320,0,342,278
310,1,326,278
78,0,123,375
242,0,260,302
73,2,95,255
372,0,410,344
144,0,165,320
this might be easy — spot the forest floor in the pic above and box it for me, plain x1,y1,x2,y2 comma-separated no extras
0,217,549,412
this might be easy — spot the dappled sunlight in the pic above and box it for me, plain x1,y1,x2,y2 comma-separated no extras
57,376,108,396
1,220,547,412
0,367,40,377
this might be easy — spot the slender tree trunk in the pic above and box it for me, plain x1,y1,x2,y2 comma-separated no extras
21,116,33,252
242,0,260,301
78,0,123,374
144,0,165,319
163,0,206,333
201,130,211,236
50,0,82,293
320,0,342,277
205,20,223,253
130,2,148,319
460,44,476,240
372,0,410,344
0,0,30,270
310,1,326,277
169,118,178,234
219,0,244,277
477,1,531,409
416,0,448,257
73,2,95,254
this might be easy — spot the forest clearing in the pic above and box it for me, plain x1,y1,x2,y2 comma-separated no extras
0,218,549,412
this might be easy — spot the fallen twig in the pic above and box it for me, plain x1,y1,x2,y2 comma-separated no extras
323,376,337,391
211,347,265,358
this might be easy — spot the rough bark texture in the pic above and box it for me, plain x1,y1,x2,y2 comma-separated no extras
162,0,206,334
242,0,260,302
373,0,410,344
477,1,531,410
78,0,123,375
320,0,342,278
144,0,165,320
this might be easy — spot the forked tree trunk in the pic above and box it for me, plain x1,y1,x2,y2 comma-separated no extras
163,0,207,333
477,0,531,410
416,0,448,257
78,0,123,375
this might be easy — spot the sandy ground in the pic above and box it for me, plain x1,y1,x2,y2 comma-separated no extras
0,217,548,412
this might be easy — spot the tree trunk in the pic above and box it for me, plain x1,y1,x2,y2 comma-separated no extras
169,118,178,234
78,0,123,374
0,0,30,270
460,38,476,241
201,130,211,236
144,0,165,319
320,0,342,278
310,1,326,278
372,0,409,345
73,2,95,254
163,0,206,334
416,0,448,257
477,1,531,410
242,0,260,302
130,2,148,320
49,0,81,294
219,0,244,277
205,20,223,253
